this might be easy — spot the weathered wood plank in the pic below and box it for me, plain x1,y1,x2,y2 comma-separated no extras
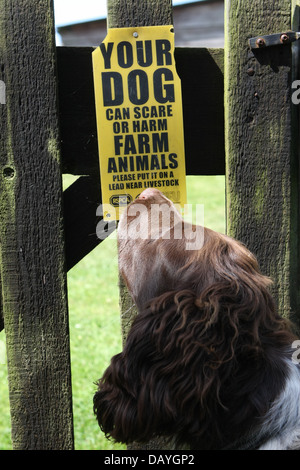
224,0,300,327
176,47,224,175
291,1,300,329
106,0,175,452
57,47,99,176
0,0,74,449
57,46,225,176
107,0,173,28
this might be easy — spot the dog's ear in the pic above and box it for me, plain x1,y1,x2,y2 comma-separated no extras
93,351,140,444
93,289,207,447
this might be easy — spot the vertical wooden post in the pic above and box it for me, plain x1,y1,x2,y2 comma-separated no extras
107,0,176,450
224,0,300,327
107,0,172,29
0,0,74,449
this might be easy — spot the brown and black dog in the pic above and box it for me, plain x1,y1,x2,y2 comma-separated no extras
94,188,300,450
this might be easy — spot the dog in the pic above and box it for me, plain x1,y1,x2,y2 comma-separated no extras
94,188,300,450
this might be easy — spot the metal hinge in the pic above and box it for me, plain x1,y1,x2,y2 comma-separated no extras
249,31,300,49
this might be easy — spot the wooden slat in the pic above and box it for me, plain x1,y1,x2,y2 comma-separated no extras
106,0,175,452
224,0,300,327
176,47,224,175
57,47,99,176
57,46,225,176
0,0,74,449
107,0,172,28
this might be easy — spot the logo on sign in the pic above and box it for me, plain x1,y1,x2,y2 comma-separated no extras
110,194,133,207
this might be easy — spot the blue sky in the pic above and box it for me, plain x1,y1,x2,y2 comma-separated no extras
54,0,198,26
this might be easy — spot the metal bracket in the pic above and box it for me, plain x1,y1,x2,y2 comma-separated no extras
249,31,300,49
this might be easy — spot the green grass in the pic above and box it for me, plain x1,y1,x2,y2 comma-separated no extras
0,175,225,450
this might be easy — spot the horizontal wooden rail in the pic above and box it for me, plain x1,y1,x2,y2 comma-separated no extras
57,46,225,177
63,176,101,271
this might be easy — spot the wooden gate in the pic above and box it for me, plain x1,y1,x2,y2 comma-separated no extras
0,0,299,450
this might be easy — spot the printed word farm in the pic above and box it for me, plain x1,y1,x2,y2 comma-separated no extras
107,104,180,191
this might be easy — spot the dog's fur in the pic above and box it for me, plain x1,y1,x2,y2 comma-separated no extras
94,188,300,450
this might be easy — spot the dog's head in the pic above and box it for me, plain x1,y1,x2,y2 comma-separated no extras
117,188,204,309
94,189,296,449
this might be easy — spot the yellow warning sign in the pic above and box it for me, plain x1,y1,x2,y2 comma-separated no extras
93,25,187,220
